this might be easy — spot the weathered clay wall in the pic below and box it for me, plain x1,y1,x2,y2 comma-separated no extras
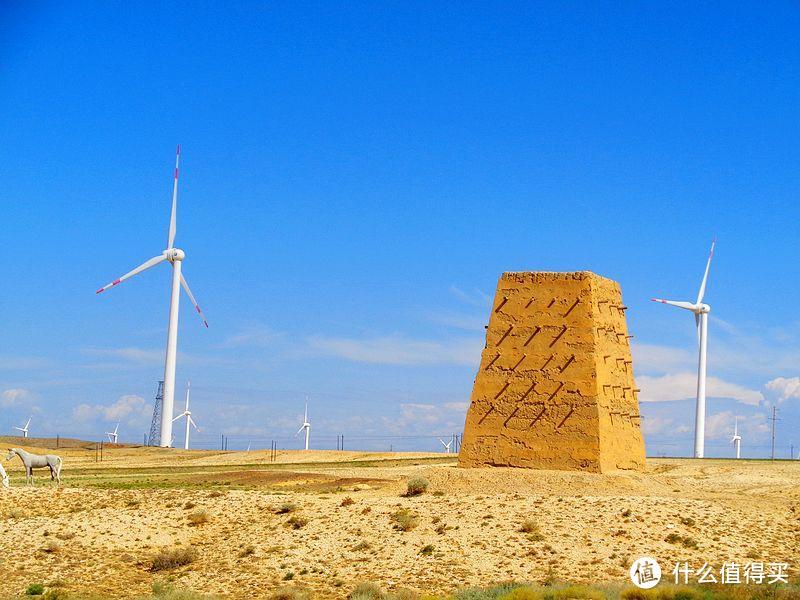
458,271,646,473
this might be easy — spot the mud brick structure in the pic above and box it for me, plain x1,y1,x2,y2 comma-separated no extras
458,272,646,473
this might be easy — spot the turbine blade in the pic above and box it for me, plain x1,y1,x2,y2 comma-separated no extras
696,237,716,305
180,273,209,327
651,298,697,311
296,426,304,436
172,413,185,423
167,145,180,249
189,416,199,430
96,254,166,294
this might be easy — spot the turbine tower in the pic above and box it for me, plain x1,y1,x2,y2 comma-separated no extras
731,417,742,459
296,399,311,450
438,437,453,454
96,146,208,448
652,238,715,459
106,422,120,444
172,381,198,450
13,416,31,438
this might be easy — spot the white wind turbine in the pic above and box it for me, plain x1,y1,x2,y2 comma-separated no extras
296,398,311,451
96,146,208,448
172,381,198,450
105,422,120,444
731,417,742,459
652,238,715,459
13,416,31,438
438,437,453,454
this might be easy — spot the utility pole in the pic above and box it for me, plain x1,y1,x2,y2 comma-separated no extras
770,406,780,461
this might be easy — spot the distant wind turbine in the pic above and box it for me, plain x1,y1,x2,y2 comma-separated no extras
296,398,311,450
95,146,208,448
731,417,742,459
652,238,715,459
438,438,453,454
13,416,31,438
172,382,199,450
106,422,120,444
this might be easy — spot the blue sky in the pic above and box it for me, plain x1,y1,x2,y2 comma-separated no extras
1,3,798,457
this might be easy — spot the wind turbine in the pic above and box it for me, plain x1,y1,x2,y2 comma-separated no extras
13,416,31,438
438,437,453,454
731,417,742,459
652,238,715,459
105,422,120,444
172,381,198,450
96,146,208,448
296,398,311,451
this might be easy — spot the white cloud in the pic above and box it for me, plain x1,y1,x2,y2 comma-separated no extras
220,325,283,348
449,285,491,308
427,311,486,332
638,372,763,405
308,334,481,366
73,395,151,424
764,377,800,403
0,356,52,371
705,411,735,439
640,415,692,436
1,388,31,407
82,347,229,368
84,347,165,364
631,343,694,374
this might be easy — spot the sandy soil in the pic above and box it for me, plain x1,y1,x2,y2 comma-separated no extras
0,443,797,599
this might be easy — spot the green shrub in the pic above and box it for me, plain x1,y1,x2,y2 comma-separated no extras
276,502,298,514
405,477,430,496
25,583,45,596
420,544,435,555
391,508,419,532
287,515,309,529
454,583,522,600
498,587,543,600
269,588,312,600
349,582,384,600
150,581,212,599
544,586,605,599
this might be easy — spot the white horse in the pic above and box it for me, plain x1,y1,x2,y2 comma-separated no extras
5,448,62,486
0,462,8,489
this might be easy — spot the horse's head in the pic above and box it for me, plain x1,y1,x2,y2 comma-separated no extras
4,449,17,461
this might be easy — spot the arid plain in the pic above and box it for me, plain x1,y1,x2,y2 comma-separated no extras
0,439,797,599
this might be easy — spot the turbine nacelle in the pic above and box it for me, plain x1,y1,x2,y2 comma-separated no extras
164,248,185,262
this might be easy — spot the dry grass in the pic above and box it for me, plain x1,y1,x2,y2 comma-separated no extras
150,546,198,572
275,502,298,514
187,510,210,526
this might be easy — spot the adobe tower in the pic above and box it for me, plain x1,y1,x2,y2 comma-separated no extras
458,271,646,473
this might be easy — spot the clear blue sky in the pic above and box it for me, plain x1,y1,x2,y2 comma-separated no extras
1,2,798,456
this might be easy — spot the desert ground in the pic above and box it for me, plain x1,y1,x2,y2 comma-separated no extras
0,438,797,599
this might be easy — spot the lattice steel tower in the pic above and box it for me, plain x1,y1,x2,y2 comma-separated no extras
147,381,164,446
